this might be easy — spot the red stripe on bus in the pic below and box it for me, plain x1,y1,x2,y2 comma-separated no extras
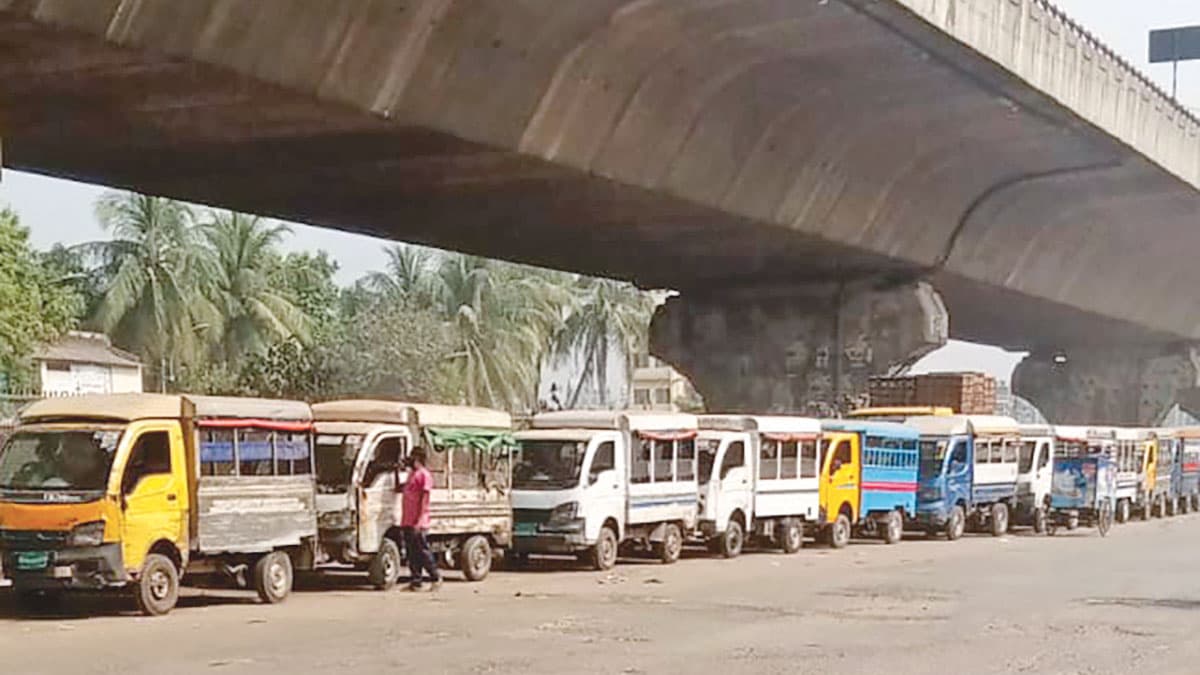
196,418,313,432
861,482,917,492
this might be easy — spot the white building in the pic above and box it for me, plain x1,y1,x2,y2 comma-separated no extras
630,353,702,413
33,332,143,396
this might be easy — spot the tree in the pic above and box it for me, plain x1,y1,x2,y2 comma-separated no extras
202,210,311,365
89,191,214,387
368,244,436,302
41,243,105,325
422,253,569,411
554,277,656,408
0,208,82,386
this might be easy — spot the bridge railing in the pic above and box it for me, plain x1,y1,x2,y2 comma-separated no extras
896,0,1200,188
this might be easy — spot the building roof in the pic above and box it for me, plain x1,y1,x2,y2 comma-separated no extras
33,332,141,369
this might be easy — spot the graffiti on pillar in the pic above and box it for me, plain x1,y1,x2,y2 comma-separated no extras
813,344,830,370
843,332,873,367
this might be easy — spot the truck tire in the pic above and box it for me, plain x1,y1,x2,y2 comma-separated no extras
1168,497,1178,517
829,514,852,549
254,551,293,604
1033,507,1048,534
459,535,493,582
134,553,180,617
1116,499,1130,523
882,510,903,545
589,525,619,571
945,505,966,541
718,519,744,559
368,538,402,590
990,503,1009,537
779,518,804,554
656,523,684,564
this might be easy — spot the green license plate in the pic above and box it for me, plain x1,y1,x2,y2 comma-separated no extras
15,551,51,570
514,522,538,536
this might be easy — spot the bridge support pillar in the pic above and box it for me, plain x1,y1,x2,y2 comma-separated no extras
649,282,947,415
1013,345,1200,426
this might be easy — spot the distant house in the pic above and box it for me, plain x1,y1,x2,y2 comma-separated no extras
630,353,702,412
33,331,143,396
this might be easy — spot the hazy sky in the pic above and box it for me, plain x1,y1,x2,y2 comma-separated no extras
0,1,1194,382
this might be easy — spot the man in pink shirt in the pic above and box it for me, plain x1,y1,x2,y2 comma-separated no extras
399,447,441,590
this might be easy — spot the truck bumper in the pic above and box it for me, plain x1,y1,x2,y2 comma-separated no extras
511,526,590,554
2,543,126,590
915,501,948,528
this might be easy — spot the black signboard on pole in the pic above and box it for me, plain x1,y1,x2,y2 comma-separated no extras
1150,26,1200,100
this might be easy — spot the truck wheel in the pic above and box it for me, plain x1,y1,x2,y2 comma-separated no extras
253,551,293,604
134,553,180,617
718,519,744,559
882,510,903,545
1168,497,1178,517
1181,497,1191,514
368,539,402,590
459,535,493,582
590,525,619,571
1033,507,1048,534
945,505,966,541
1116,499,1130,523
1066,512,1079,530
829,514,852,549
656,523,684,564
990,503,1009,537
779,518,804,554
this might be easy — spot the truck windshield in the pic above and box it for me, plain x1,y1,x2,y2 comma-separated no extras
315,434,363,493
696,438,720,484
514,440,586,490
1018,441,1037,473
919,439,948,478
0,428,123,491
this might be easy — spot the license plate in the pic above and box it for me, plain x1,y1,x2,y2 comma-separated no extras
15,551,50,571
514,522,538,536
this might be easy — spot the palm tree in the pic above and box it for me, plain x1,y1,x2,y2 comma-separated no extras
367,244,437,301
554,277,656,408
89,191,215,388
421,253,568,411
202,210,311,365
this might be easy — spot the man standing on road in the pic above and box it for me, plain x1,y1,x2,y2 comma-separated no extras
400,447,441,591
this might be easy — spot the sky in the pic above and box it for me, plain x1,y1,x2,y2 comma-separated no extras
1,1,1195,383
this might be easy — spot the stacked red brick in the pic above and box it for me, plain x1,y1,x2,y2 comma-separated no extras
867,372,996,414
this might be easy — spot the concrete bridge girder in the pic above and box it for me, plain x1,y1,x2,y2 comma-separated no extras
2,0,1200,361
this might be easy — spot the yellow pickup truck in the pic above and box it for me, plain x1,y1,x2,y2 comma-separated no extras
0,393,317,615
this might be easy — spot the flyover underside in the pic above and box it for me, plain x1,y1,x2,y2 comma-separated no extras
1,4,1198,354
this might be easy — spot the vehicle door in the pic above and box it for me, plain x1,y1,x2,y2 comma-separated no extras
118,422,188,573
716,436,751,528
581,436,623,541
356,433,407,554
820,433,860,524
1143,440,1158,495
1032,439,1053,503
944,437,972,511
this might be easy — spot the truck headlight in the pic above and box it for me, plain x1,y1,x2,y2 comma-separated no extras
67,521,106,548
548,502,578,523
919,487,942,501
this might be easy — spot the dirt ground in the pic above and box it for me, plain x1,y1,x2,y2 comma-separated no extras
3,516,1199,675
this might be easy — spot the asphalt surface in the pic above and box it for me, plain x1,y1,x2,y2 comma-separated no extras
2,516,1199,675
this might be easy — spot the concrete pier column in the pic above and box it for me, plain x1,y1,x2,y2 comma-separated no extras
649,282,947,415
1013,345,1200,425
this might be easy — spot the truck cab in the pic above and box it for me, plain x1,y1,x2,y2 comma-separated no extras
815,420,918,549
0,394,318,616
1113,428,1155,521
696,415,819,557
906,415,973,540
511,411,698,570
1017,424,1056,532
1150,429,1179,517
311,401,515,587
1174,427,1200,513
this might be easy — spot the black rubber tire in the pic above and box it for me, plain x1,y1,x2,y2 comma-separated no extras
1181,496,1191,515
368,538,402,590
945,505,966,541
590,526,619,571
779,518,804,554
1168,497,1178,517
1032,507,1048,534
882,510,903,545
718,519,744,558
253,551,293,605
1098,499,1114,537
829,514,852,549
656,523,684,564
134,553,180,617
1066,512,1080,530
1116,499,1130,524
990,503,1009,537
459,535,493,582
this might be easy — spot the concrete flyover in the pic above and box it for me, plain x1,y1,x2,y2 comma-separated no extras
2,0,1200,423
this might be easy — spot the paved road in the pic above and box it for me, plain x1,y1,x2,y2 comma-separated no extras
3,517,1199,675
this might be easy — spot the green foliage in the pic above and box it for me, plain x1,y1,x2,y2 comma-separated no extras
554,277,656,407
0,208,83,382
